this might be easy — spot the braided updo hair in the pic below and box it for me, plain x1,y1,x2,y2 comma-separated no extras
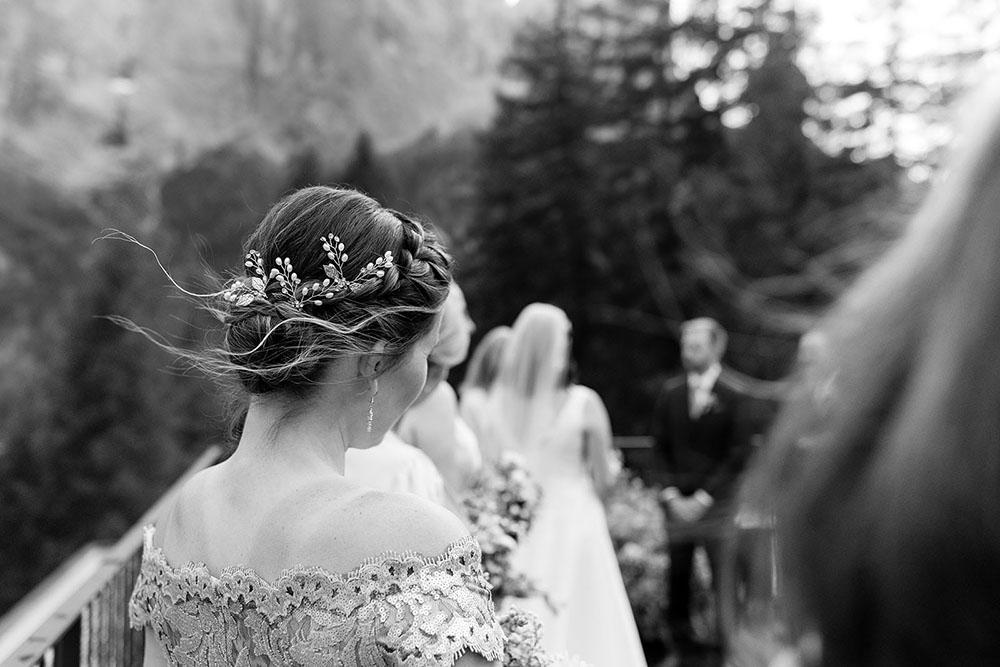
222,186,451,397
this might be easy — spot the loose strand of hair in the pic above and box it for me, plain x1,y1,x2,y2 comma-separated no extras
94,230,229,301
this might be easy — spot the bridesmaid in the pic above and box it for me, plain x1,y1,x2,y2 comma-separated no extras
395,282,482,494
459,325,512,462
127,187,502,666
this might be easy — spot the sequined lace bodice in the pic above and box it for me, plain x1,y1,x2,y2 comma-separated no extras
129,526,504,666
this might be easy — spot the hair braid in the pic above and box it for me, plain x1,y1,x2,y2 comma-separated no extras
217,188,452,397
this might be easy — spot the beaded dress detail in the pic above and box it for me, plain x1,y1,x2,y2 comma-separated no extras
129,526,504,666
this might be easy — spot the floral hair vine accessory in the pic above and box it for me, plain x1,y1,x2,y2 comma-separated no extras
224,234,394,310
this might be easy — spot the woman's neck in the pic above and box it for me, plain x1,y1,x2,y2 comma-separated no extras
233,398,352,477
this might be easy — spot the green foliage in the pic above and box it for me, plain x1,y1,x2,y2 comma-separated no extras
604,472,668,644
797,0,1000,168
336,131,401,204
0,144,290,613
466,2,600,356
468,0,907,434
386,128,481,255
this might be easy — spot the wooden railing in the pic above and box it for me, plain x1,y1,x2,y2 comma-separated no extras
0,446,222,667
615,436,656,479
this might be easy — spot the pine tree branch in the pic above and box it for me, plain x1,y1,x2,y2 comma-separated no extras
627,202,687,324
589,304,679,337
671,200,820,335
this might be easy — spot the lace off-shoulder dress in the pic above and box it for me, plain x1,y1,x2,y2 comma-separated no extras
129,526,505,666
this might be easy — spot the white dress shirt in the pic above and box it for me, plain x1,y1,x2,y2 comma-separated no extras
687,362,722,420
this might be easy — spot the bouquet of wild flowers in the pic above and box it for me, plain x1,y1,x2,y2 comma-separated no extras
467,451,542,540
464,452,545,601
604,472,669,643
498,607,592,667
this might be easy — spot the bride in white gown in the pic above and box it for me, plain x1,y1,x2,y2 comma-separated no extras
482,303,648,667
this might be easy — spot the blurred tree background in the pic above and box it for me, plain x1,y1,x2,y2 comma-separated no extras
0,0,997,613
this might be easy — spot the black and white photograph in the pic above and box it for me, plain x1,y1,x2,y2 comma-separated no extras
0,1,998,666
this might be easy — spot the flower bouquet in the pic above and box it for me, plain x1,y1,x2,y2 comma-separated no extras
603,473,669,643
498,606,592,667
463,452,545,602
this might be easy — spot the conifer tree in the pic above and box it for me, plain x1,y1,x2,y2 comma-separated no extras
338,131,401,205
470,0,599,358
468,0,905,430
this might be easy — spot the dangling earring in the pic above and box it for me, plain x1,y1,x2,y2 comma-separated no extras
366,379,378,433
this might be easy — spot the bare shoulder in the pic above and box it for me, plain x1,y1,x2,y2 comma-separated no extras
150,466,216,551
459,387,487,410
368,491,470,555
415,382,459,416
308,488,471,570
573,384,606,410
434,381,459,407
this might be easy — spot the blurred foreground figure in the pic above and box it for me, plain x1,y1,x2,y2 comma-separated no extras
730,81,1000,667
459,325,513,457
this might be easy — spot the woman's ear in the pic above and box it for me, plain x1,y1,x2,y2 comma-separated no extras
358,341,388,379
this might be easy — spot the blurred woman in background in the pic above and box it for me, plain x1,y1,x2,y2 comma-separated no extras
347,281,477,513
459,325,512,459
395,282,482,494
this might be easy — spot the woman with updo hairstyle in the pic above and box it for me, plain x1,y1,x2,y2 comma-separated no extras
127,187,503,666
395,282,482,494
345,283,477,511
459,325,512,459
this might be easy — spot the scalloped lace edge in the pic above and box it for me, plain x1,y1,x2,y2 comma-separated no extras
140,524,483,587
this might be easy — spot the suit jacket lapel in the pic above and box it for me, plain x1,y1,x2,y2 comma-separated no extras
676,379,691,424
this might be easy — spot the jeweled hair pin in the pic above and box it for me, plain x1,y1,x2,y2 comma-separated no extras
224,233,394,310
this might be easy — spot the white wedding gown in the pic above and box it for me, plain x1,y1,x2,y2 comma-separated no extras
505,386,648,667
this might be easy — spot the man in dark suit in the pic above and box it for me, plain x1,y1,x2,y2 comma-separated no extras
651,317,750,652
